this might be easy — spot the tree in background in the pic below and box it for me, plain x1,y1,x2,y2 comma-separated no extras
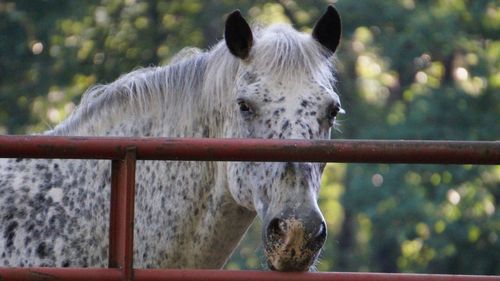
0,0,498,274
330,1,499,274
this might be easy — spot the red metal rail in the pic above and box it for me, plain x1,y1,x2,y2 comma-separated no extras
0,136,499,281
1,268,499,281
0,136,498,164
109,148,136,281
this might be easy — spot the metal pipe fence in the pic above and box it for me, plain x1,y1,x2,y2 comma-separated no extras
0,136,498,281
0,136,498,164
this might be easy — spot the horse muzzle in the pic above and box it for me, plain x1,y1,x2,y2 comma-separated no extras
263,211,327,271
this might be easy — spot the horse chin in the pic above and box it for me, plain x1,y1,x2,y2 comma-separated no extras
266,257,313,272
264,249,316,272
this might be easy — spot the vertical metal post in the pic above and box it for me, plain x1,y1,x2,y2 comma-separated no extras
109,148,136,281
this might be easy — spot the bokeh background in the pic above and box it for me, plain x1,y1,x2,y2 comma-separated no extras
0,0,499,274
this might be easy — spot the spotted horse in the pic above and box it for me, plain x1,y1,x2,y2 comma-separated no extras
0,6,343,272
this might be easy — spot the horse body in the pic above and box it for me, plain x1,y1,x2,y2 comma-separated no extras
0,61,255,268
0,7,342,271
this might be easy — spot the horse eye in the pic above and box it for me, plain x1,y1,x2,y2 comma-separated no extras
237,99,254,119
328,104,340,119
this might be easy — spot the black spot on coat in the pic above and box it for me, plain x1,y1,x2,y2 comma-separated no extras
36,242,52,259
4,221,18,248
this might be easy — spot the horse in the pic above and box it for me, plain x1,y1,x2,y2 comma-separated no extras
0,6,342,272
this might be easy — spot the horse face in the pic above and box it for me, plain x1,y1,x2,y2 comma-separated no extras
224,7,342,271
227,71,340,271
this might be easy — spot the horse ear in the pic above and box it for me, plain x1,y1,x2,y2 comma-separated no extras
225,10,253,59
312,5,342,54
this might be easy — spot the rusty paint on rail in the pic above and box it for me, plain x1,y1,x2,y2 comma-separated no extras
0,267,121,281
0,136,498,164
0,136,499,281
109,148,136,281
0,268,499,281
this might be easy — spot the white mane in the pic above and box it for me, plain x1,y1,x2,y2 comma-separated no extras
47,24,335,137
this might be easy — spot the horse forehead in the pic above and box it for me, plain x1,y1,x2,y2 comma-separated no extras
260,77,333,104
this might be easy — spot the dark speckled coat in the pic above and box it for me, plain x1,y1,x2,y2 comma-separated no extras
0,15,342,270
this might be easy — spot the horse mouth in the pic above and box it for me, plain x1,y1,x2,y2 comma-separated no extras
266,256,313,272
264,246,316,272
263,217,324,272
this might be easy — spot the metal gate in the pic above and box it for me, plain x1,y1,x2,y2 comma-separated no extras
0,136,498,281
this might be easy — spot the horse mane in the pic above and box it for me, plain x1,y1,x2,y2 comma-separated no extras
47,23,335,136
251,24,335,84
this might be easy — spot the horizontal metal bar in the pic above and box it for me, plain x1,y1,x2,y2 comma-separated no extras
0,136,498,164
0,268,499,281
134,269,500,281
0,267,122,281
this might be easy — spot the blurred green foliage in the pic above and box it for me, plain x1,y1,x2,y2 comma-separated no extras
0,0,498,274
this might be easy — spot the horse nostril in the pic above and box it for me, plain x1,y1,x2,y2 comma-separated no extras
309,221,327,247
316,221,327,240
267,218,286,239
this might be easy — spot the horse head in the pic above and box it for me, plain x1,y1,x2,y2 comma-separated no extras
224,6,342,271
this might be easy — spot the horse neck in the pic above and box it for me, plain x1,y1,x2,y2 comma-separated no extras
56,53,255,267
176,163,256,268
49,51,236,138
